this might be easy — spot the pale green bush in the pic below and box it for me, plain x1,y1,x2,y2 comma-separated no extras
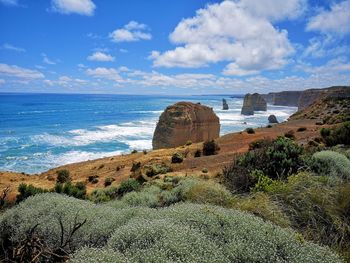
69,247,126,263
71,203,341,263
0,193,152,254
312,150,350,180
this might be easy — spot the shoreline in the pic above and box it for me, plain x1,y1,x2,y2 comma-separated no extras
0,118,325,201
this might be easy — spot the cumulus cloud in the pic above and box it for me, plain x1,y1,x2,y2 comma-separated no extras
44,75,87,87
151,0,296,75
86,67,123,82
0,63,44,79
238,0,306,21
306,0,350,36
87,51,115,62
51,0,96,16
0,43,26,52
109,21,151,42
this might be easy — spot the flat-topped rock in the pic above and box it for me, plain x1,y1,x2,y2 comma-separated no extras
152,102,220,149
241,93,267,115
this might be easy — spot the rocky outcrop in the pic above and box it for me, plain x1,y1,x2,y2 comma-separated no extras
152,102,220,149
268,115,279,123
262,91,302,106
298,86,350,110
241,93,267,115
222,99,229,110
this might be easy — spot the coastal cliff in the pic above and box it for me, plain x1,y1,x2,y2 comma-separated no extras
241,93,267,115
152,102,220,149
262,86,350,109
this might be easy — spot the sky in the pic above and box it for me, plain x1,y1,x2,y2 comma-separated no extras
0,0,349,95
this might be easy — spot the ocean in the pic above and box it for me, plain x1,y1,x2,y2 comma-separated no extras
0,93,297,174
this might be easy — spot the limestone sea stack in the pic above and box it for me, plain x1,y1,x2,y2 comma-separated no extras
222,99,229,110
152,102,220,149
241,93,267,115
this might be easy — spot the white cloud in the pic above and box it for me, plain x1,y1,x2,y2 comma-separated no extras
109,21,152,42
0,79,5,84
0,63,44,79
44,75,87,87
306,0,350,35
0,0,18,6
119,48,128,53
87,51,115,62
303,35,349,58
300,57,350,74
238,0,306,21
1,43,25,52
86,67,123,82
151,1,295,75
42,53,56,65
51,0,96,16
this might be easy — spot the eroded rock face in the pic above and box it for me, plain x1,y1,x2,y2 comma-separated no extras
298,86,350,110
241,93,267,115
268,115,279,123
152,102,220,149
222,99,229,110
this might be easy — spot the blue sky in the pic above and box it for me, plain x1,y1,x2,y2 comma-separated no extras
0,0,349,94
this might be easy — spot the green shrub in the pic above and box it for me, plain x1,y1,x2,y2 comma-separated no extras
245,127,255,134
56,169,71,183
297,127,307,132
89,187,119,203
202,168,208,173
185,140,192,146
144,163,172,177
117,178,140,196
202,140,220,156
321,121,350,146
171,152,183,163
69,247,126,263
104,203,340,263
0,194,152,262
104,177,115,187
88,175,99,183
16,183,48,203
284,130,295,140
130,161,141,172
311,150,350,180
131,149,138,154
194,149,202,157
55,182,86,199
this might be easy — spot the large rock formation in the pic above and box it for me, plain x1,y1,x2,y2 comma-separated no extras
222,99,229,110
241,93,267,115
298,86,350,110
262,91,302,106
152,102,220,149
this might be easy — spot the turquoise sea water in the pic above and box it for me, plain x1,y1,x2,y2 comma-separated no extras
0,93,297,174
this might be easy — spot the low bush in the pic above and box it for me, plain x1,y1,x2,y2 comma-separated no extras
185,140,192,146
297,127,307,132
55,182,86,199
75,203,340,263
171,152,183,163
284,130,295,140
104,177,115,187
311,150,350,180
56,169,71,183
202,140,220,156
131,149,138,154
88,175,99,183
16,183,48,203
117,178,140,196
321,121,350,146
144,163,172,177
245,127,255,134
194,149,202,157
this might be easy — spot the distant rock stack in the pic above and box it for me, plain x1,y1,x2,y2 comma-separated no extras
222,99,229,110
268,115,279,123
241,93,267,115
152,102,220,149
